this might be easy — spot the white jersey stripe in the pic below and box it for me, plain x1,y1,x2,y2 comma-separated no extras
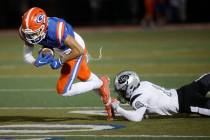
194,73,210,82
64,55,83,93
25,8,35,29
58,22,64,44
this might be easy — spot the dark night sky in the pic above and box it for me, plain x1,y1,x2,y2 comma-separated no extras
0,0,210,29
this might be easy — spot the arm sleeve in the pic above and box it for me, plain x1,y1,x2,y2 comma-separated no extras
23,44,36,64
116,106,147,122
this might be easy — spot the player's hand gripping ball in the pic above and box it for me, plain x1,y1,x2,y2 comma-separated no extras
40,48,63,69
41,48,54,57
34,48,54,67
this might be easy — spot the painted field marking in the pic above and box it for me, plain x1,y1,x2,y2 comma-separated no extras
0,124,123,133
69,110,122,116
0,134,209,138
0,105,130,110
0,73,199,93
0,107,106,110
0,75,58,78
0,88,55,92
0,73,199,78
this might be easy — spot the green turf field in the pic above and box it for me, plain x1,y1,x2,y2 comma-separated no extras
0,27,210,139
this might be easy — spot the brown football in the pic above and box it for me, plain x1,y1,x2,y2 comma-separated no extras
41,48,54,57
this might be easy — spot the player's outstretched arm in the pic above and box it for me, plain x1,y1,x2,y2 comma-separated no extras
111,98,146,122
19,27,36,66
62,35,84,63
23,44,36,65
117,106,146,122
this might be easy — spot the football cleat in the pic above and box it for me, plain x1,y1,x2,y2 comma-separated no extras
105,104,115,121
99,76,111,104
99,76,114,120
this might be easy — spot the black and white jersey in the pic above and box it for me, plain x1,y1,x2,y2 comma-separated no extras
130,81,179,115
115,74,210,122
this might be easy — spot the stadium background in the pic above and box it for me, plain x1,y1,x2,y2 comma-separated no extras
0,0,210,139
1,0,210,28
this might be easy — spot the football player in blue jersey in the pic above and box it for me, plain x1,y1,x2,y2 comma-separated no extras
19,7,113,120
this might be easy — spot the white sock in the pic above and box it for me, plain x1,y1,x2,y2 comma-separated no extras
62,73,102,96
190,106,210,116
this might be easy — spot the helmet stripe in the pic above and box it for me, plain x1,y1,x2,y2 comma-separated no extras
25,7,35,29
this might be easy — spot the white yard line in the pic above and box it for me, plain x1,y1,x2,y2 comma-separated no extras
0,88,117,92
0,134,209,138
0,107,104,110
0,104,129,109
0,75,58,78
0,73,199,78
0,124,115,133
0,88,55,92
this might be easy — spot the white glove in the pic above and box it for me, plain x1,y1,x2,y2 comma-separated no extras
111,98,120,111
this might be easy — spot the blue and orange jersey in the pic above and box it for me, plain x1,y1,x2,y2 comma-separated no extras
39,17,75,50
19,17,75,51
